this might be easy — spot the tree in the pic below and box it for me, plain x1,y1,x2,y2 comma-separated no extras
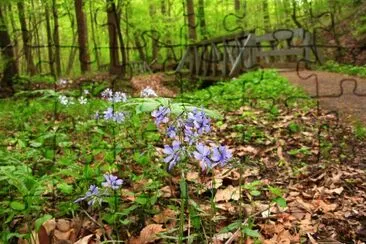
149,3,159,62
262,0,271,32
52,0,61,76
197,0,207,39
185,0,197,41
234,0,240,12
0,7,17,98
17,2,36,75
74,0,90,73
106,0,120,74
89,0,101,70
45,1,56,76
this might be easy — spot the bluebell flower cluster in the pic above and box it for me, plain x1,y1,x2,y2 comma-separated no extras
151,106,170,125
140,86,158,97
75,174,123,206
101,88,127,103
163,140,183,170
155,106,232,172
95,107,126,123
102,174,124,190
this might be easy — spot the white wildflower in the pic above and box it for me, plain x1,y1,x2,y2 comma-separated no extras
140,86,158,97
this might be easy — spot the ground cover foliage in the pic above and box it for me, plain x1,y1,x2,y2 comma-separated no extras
0,70,365,243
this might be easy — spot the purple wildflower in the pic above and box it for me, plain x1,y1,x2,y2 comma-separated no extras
113,112,125,123
74,185,99,206
102,174,123,190
151,106,170,125
184,126,198,145
163,140,182,171
211,145,232,167
101,88,113,99
167,125,177,138
111,91,127,103
186,108,211,134
103,107,114,120
193,143,212,171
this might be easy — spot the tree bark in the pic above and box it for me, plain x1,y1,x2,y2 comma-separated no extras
198,0,207,39
106,0,120,74
45,2,55,76
234,0,240,12
52,0,61,76
149,4,159,62
262,0,271,32
17,2,36,75
186,0,197,41
134,32,146,61
30,0,42,74
74,0,90,73
7,5,19,71
89,0,101,70
0,8,17,97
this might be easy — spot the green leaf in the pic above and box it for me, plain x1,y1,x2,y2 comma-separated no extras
220,220,241,233
268,186,282,197
180,178,188,200
135,195,148,205
273,197,287,208
250,190,261,196
35,214,53,232
10,201,26,211
57,183,73,194
243,227,260,238
30,141,42,148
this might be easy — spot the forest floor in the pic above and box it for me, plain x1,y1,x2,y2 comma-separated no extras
279,69,366,124
5,70,366,243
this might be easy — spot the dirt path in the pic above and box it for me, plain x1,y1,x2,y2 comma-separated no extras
279,69,366,124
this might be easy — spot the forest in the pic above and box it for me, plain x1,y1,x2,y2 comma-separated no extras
0,0,366,243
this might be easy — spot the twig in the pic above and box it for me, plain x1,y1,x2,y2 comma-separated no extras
224,204,273,244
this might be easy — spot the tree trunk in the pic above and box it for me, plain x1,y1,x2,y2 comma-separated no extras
30,0,42,74
74,0,90,73
0,8,17,97
106,0,120,74
161,0,174,60
113,3,127,75
89,0,101,70
17,2,36,75
291,0,302,28
7,5,19,71
149,4,159,62
262,0,271,32
234,0,240,11
52,0,61,76
186,0,197,41
197,0,207,39
45,2,55,76
134,32,146,61
66,32,78,75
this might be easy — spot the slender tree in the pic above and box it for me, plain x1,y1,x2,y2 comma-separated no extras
186,0,197,41
0,7,17,97
106,0,127,75
45,1,56,76
234,0,240,12
52,0,61,76
149,3,159,62
262,0,271,32
89,0,101,70
106,0,120,73
17,2,36,75
74,0,90,73
197,0,207,39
